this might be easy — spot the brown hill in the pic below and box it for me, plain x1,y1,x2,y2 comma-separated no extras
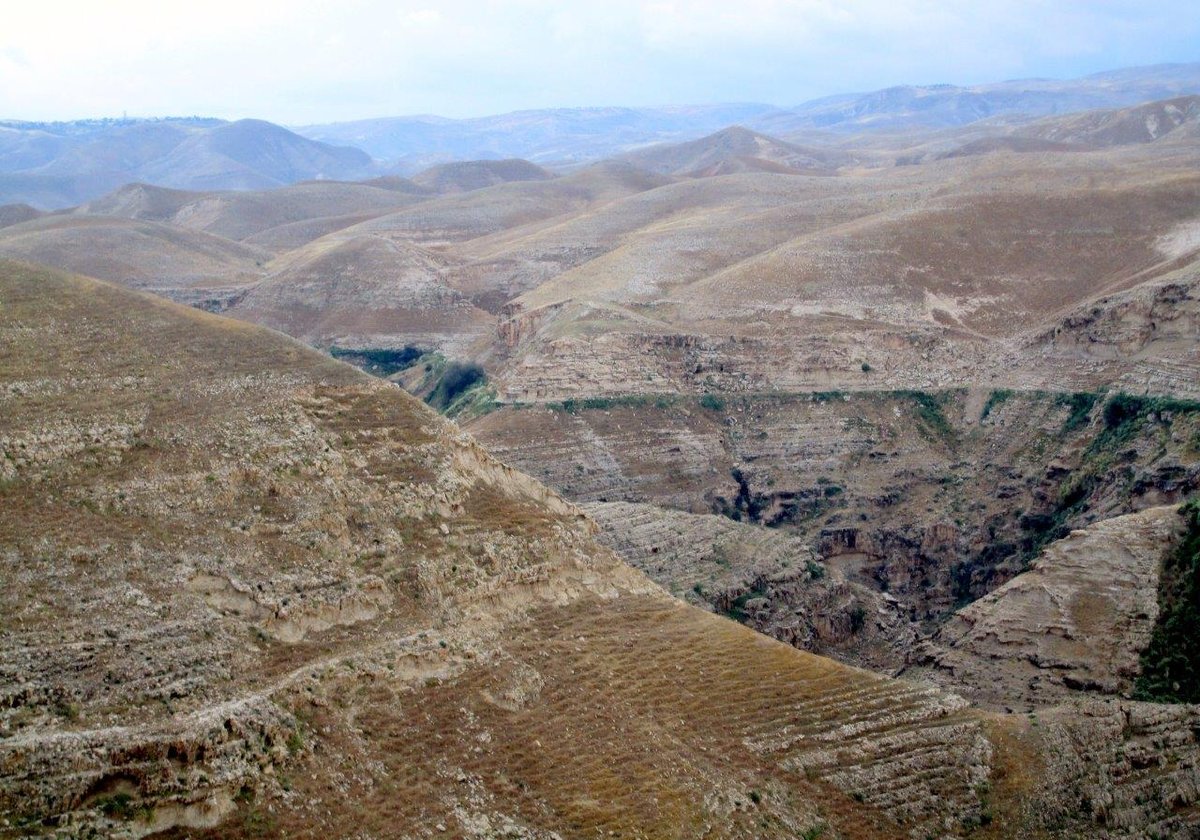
410,158,554,193
0,215,267,308
0,202,44,230
79,179,427,247
229,234,493,352
1019,95,1200,148
620,125,848,176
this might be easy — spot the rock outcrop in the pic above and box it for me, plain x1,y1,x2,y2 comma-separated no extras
910,507,1187,710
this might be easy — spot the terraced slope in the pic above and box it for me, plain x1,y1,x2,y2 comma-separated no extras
6,261,1200,838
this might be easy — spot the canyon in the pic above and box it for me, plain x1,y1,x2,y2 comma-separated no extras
2,70,1200,838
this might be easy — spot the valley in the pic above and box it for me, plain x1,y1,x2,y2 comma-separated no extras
2,61,1200,838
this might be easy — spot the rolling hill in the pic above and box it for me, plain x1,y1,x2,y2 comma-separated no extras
410,158,555,193
619,125,848,176
0,214,268,307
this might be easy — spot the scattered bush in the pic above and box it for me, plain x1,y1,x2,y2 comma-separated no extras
286,729,304,756
699,393,725,411
896,390,955,442
97,793,136,819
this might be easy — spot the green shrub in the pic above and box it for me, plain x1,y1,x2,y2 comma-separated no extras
97,793,136,819
428,363,486,410
896,390,955,442
980,389,1013,420
699,393,725,411
1056,392,1098,434
1134,500,1200,703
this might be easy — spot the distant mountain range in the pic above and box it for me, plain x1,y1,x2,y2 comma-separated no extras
1,62,1197,208
0,118,373,208
298,62,1200,167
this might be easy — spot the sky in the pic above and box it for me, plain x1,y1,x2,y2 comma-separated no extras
2,0,1197,124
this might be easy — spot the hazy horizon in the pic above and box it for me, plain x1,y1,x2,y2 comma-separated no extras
4,0,1199,125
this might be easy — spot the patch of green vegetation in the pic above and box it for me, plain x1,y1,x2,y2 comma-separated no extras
1091,394,1200,456
550,394,682,413
53,699,80,721
1055,391,1099,434
860,361,872,373
811,390,846,403
721,585,767,623
699,393,726,411
330,345,423,376
895,390,956,443
286,728,304,756
805,559,826,580
1134,500,1200,703
95,793,149,821
980,388,1013,420
399,352,498,419
427,362,486,410
849,604,867,634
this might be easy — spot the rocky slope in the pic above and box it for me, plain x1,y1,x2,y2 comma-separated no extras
227,235,494,354
472,390,1200,640
909,506,1187,711
586,501,917,672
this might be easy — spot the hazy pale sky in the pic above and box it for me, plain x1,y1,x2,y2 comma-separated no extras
2,0,1196,124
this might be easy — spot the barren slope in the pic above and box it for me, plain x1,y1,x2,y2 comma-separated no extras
229,234,494,353
619,126,848,176
410,158,554,193
0,215,268,308
80,180,428,248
